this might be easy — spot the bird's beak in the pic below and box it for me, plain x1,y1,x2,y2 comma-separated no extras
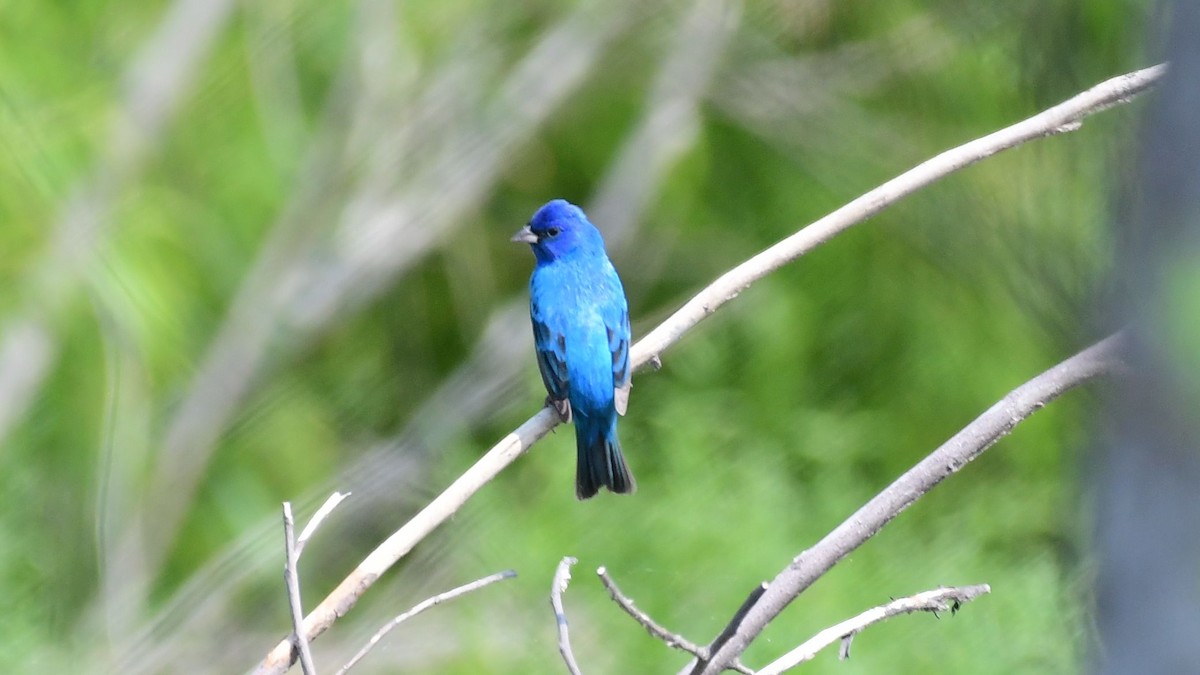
510,225,538,244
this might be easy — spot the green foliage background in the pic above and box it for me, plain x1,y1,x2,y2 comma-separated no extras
0,1,1149,673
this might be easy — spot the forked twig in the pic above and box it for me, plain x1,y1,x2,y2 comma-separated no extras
757,584,991,674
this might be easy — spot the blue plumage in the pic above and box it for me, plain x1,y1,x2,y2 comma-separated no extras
512,199,634,499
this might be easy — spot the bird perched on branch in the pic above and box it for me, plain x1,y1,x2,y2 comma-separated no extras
512,199,635,499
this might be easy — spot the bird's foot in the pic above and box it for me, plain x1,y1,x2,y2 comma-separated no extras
545,396,571,423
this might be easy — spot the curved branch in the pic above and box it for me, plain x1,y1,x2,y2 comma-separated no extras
336,570,516,675
253,62,1159,673
695,333,1125,674
630,64,1162,369
757,584,991,674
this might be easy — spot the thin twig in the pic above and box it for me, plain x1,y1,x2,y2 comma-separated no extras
336,569,517,675
596,566,706,654
757,584,991,674
551,557,583,675
597,567,752,675
254,65,1158,674
296,492,351,560
283,503,317,675
255,408,561,675
695,333,1125,674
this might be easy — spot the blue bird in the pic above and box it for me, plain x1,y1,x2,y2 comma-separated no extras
512,199,635,499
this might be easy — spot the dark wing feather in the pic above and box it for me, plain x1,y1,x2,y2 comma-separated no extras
532,313,571,422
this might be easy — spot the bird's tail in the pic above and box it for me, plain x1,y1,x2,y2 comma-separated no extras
574,413,635,500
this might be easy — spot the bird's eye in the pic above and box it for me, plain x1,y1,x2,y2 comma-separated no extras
546,227,561,237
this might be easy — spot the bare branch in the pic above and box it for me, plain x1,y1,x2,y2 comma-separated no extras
254,64,1157,674
695,333,1125,674
336,570,516,675
296,492,351,561
596,567,705,655
283,503,317,675
757,584,991,674
254,409,560,675
629,64,1163,371
551,557,584,675
597,566,752,675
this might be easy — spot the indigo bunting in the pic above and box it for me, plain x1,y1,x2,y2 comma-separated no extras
512,199,635,499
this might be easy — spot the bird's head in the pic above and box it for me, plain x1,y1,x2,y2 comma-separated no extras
511,199,605,264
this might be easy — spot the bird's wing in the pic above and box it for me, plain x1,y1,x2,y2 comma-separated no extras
531,303,571,422
609,308,631,416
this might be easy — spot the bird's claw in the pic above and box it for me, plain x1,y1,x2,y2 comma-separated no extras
545,396,571,423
